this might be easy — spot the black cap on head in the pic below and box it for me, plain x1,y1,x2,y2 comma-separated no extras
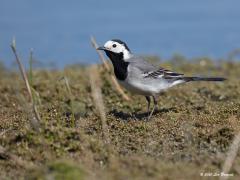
111,39,131,52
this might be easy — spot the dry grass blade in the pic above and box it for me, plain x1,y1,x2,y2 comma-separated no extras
29,49,42,106
89,65,110,144
89,65,117,166
90,36,111,71
10,38,41,131
29,48,34,87
110,75,131,101
11,38,33,102
90,36,131,101
220,132,240,180
62,76,76,127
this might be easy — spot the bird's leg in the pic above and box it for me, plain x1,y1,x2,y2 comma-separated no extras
145,96,151,115
148,96,158,120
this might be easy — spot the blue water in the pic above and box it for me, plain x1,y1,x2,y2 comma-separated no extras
1,0,240,68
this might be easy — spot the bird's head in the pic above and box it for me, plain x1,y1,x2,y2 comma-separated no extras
97,39,132,61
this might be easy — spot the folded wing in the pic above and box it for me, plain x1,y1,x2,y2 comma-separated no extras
143,68,184,79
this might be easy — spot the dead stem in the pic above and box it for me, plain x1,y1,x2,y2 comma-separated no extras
90,36,131,101
10,38,41,131
63,76,76,127
90,36,111,71
220,132,240,180
89,65,110,144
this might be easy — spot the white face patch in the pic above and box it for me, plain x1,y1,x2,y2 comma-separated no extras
103,40,132,60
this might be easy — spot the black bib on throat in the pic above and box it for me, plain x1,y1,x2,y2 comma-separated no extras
105,51,129,81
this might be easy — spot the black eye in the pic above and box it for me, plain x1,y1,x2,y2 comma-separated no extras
112,44,117,48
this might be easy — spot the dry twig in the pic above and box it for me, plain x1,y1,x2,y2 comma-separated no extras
89,65,110,144
220,132,240,180
89,65,118,165
90,36,131,101
10,38,40,131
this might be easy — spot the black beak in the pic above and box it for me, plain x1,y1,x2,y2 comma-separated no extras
97,46,106,50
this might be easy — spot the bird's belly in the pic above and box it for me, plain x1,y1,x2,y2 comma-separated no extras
118,78,169,96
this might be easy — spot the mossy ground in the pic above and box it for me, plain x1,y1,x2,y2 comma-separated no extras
0,57,240,180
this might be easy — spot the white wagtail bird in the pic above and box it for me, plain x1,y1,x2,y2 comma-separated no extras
97,39,226,120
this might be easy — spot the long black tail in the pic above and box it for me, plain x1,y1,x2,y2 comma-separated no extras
182,76,226,82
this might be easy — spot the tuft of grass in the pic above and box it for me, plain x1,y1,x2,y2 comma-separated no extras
27,160,86,180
